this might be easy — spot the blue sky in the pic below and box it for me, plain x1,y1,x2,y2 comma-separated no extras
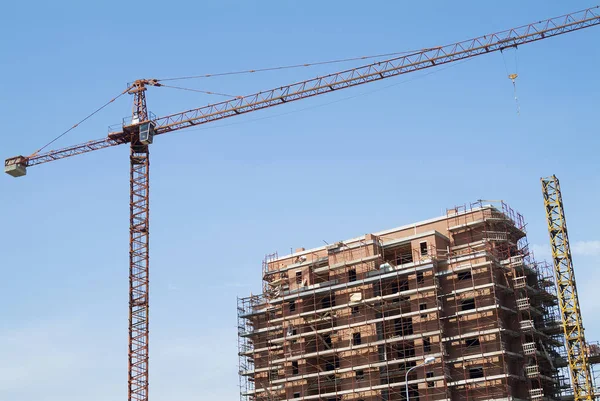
1,1,599,400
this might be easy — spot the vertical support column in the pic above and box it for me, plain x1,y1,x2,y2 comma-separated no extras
128,80,150,401
541,175,594,401
129,139,150,401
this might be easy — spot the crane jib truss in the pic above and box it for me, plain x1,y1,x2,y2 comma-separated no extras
541,176,594,401
5,6,600,170
4,6,600,401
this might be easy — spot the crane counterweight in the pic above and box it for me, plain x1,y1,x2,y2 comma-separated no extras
5,156,27,177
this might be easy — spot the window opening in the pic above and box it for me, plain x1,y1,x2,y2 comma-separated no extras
423,337,431,352
348,269,357,282
458,271,472,281
469,367,484,379
461,298,475,311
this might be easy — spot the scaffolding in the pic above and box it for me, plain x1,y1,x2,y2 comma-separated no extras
238,202,572,401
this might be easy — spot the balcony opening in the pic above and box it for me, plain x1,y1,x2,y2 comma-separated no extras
395,244,413,265
353,332,362,345
292,361,299,375
420,241,428,256
289,300,296,312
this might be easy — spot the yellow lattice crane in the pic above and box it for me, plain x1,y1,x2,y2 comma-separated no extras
541,175,594,400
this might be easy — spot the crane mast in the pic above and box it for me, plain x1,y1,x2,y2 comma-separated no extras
127,81,151,401
541,175,594,401
4,7,600,401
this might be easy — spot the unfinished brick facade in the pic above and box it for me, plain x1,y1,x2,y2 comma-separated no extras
238,202,568,401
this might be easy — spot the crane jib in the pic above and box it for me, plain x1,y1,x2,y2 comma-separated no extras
4,6,600,177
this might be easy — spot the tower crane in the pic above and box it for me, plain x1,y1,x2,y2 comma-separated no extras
541,176,597,401
5,7,600,401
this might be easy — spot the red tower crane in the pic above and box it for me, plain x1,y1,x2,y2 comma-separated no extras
5,6,600,401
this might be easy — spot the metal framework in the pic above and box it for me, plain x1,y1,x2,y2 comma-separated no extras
128,83,151,401
4,6,600,401
238,202,566,401
541,175,594,401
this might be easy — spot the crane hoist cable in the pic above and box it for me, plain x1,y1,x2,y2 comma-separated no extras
501,46,521,115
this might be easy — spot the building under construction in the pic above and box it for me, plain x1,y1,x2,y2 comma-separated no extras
237,201,574,401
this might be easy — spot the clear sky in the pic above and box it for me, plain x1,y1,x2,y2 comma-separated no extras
1,1,599,400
